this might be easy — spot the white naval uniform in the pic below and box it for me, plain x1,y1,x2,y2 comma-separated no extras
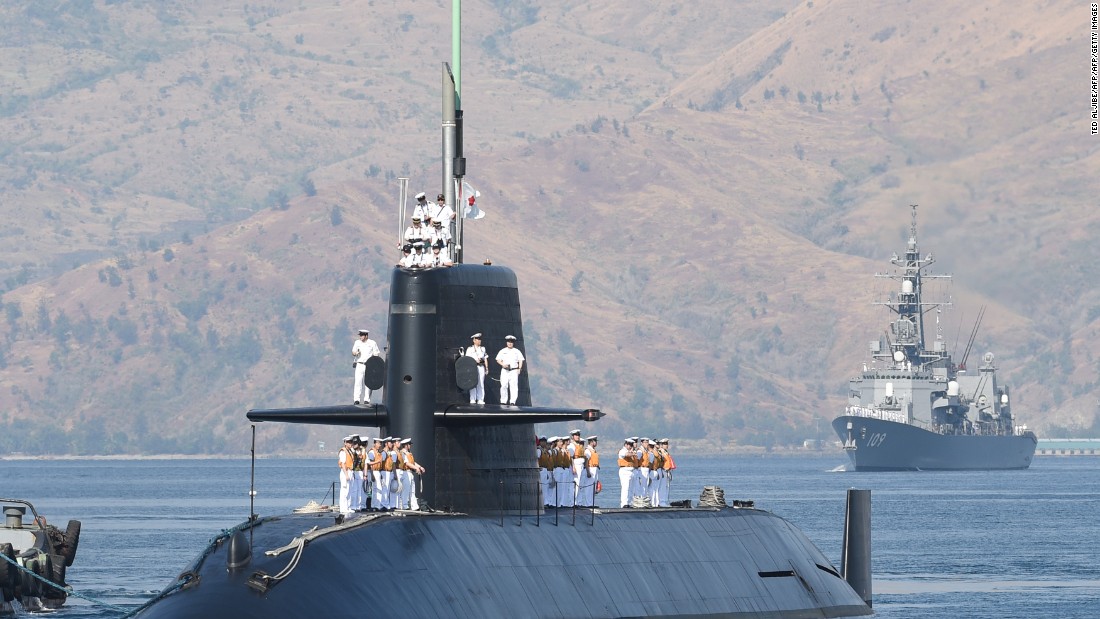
569,441,586,504
426,248,451,268
465,344,489,403
352,337,380,404
368,448,385,509
397,452,413,509
387,449,401,509
412,202,429,222
403,224,427,244
634,449,650,504
338,447,353,515
350,448,366,510
618,447,634,508
495,346,525,404
554,451,573,508
578,446,597,507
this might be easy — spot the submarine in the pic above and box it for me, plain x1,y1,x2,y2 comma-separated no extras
130,20,874,619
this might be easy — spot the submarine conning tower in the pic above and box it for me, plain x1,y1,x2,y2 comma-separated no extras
248,263,601,515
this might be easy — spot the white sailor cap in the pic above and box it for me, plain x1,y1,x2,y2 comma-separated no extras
343,435,353,442
415,191,426,200
629,436,639,442
391,437,402,443
358,329,369,335
383,436,393,442
350,433,361,440
471,333,482,339
624,438,635,444
658,438,669,444
372,437,382,443
538,436,548,441
587,436,598,442
569,429,581,436
548,436,559,442
400,438,411,445
505,335,517,341
647,439,657,446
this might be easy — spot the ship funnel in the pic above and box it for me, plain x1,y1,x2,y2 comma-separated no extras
841,488,872,608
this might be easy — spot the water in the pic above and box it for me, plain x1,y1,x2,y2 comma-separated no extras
3,455,1098,617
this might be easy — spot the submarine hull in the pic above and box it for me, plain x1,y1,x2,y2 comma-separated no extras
834,415,1037,471
133,507,871,619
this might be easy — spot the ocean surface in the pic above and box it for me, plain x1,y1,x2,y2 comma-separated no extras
2,454,1098,618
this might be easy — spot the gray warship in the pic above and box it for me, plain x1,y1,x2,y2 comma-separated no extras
833,206,1038,471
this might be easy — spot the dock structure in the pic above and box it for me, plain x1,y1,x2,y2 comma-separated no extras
1035,439,1100,456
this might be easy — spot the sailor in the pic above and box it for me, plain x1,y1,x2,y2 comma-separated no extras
411,191,429,222
426,240,453,268
427,219,451,246
646,439,663,507
568,429,585,505
402,216,427,246
380,437,396,511
399,438,426,510
337,436,355,515
657,438,674,507
537,436,553,508
634,438,651,503
617,438,636,508
428,192,455,229
578,436,599,507
387,438,402,510
495,335,525,405
352,329,380,405
368,437,385,511
465,333,489,404
553,436,573,508
348,434,365,511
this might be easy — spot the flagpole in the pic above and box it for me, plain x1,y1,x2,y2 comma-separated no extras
450,0,466,263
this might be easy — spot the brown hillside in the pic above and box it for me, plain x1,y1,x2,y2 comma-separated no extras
0,0,1097,454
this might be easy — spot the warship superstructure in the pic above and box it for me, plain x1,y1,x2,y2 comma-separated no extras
833,206,1037,471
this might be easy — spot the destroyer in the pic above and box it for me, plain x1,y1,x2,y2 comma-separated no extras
833,206,1037,471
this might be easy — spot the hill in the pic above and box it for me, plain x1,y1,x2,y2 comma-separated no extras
0,0,1097,455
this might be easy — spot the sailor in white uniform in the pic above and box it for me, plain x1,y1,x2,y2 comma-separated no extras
368,438,384,511
568,429,585,505
579,436,599,507
337,436,354,515
618,438,636,508
465,333,489,404
411,191,429,222
495,335,525,405
402,216,428,246
352,329,380,404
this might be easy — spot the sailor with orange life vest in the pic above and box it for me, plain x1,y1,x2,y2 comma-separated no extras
379,437,397,511
568,429,585,505
633,438,651,503
349,434,368,511
646,439,664,507
576,436,599,507
537,436,553,508
553,436,573,508
397,438,426,510
367,438,385,512
337,436,356,515
617,438,636,508
656,438,675,507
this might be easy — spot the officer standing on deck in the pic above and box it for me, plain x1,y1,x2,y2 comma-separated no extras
352,329,380,405
495,335,525,405
466,333,489,404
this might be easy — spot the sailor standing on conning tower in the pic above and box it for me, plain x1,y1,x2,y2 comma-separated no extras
495,335,524,405
465,333,489,404
352,329,380,405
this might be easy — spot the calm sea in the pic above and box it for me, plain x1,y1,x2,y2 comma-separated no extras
3,454,1098,618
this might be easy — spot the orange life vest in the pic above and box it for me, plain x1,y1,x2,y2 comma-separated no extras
368,449,383,471
538,449,552,470
588,450,600,468
338,447,353,470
